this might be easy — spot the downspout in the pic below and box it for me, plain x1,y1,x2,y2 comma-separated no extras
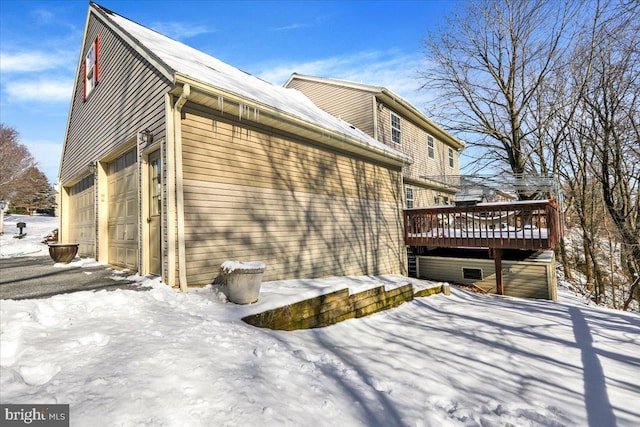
165,94,176,288
174,84,190,292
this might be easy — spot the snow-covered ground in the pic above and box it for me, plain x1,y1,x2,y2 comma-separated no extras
1,215,639,426
0,214,58,258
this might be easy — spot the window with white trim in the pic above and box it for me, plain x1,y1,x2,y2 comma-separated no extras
83,35,100,100
448,147,455,168
405,186,414,208
391,113,401,144
427,135,435,159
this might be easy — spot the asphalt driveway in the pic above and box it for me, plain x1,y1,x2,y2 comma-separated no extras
0,256,143,300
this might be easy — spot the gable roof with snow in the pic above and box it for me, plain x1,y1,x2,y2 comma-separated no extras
89,3,411,165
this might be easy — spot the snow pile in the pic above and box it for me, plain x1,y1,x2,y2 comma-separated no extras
2,214,639,426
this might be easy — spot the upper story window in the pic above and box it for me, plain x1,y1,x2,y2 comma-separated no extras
405,186,414,208
391,113,401,144
448,147,455,168
427,135,435,159
83,35,100,101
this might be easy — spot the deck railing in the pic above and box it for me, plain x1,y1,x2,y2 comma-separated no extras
404,200,563,251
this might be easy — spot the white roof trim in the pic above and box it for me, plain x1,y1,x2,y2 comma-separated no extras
90,3,174,82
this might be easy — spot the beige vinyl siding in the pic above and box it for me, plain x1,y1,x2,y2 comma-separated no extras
180,107,405,285
407,186,454,208
60,13,171,184
417,256,499,290
285,80,376,137
376,105,457,182
416,255,555,300
287,77,460,207
67,176,95,256
503,262,556,300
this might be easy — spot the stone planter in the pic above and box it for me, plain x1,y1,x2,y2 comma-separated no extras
221,261,266,304
48,243,79,264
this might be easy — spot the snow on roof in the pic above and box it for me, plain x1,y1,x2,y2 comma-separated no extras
286,73,386,94
97,5,409,163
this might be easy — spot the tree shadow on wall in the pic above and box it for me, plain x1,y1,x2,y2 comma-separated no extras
182,118,405,284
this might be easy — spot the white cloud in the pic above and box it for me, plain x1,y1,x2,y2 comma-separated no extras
150,22,214,40
270,23,307,31
0,51,75,72
253,50,437,109
5,79,73,102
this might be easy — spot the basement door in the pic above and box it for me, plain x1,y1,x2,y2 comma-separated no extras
107,149,138,270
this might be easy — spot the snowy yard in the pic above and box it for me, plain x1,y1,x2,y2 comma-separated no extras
1,215,639,426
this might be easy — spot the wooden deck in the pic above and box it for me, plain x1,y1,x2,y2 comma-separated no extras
404,200,563,251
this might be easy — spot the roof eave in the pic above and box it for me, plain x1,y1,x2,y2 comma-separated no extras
59,6,95,182
175,74,412,168
90,2,175,83
285,73,383,94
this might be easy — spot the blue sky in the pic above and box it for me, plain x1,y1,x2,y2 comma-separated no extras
0,0,458,183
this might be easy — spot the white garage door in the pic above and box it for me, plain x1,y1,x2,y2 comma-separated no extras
107,149,138,270
68,175,95,257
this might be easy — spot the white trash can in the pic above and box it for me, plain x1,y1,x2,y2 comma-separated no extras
221,261,266,304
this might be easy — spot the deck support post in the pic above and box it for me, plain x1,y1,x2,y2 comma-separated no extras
493,248,504,295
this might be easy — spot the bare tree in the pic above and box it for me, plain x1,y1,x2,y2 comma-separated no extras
420,0,583,177
0,123,35,200
582,10,640,310
420,0,600,285
420,0,640,310
558,114,602,297
0,123,55,215
554,0,640,310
